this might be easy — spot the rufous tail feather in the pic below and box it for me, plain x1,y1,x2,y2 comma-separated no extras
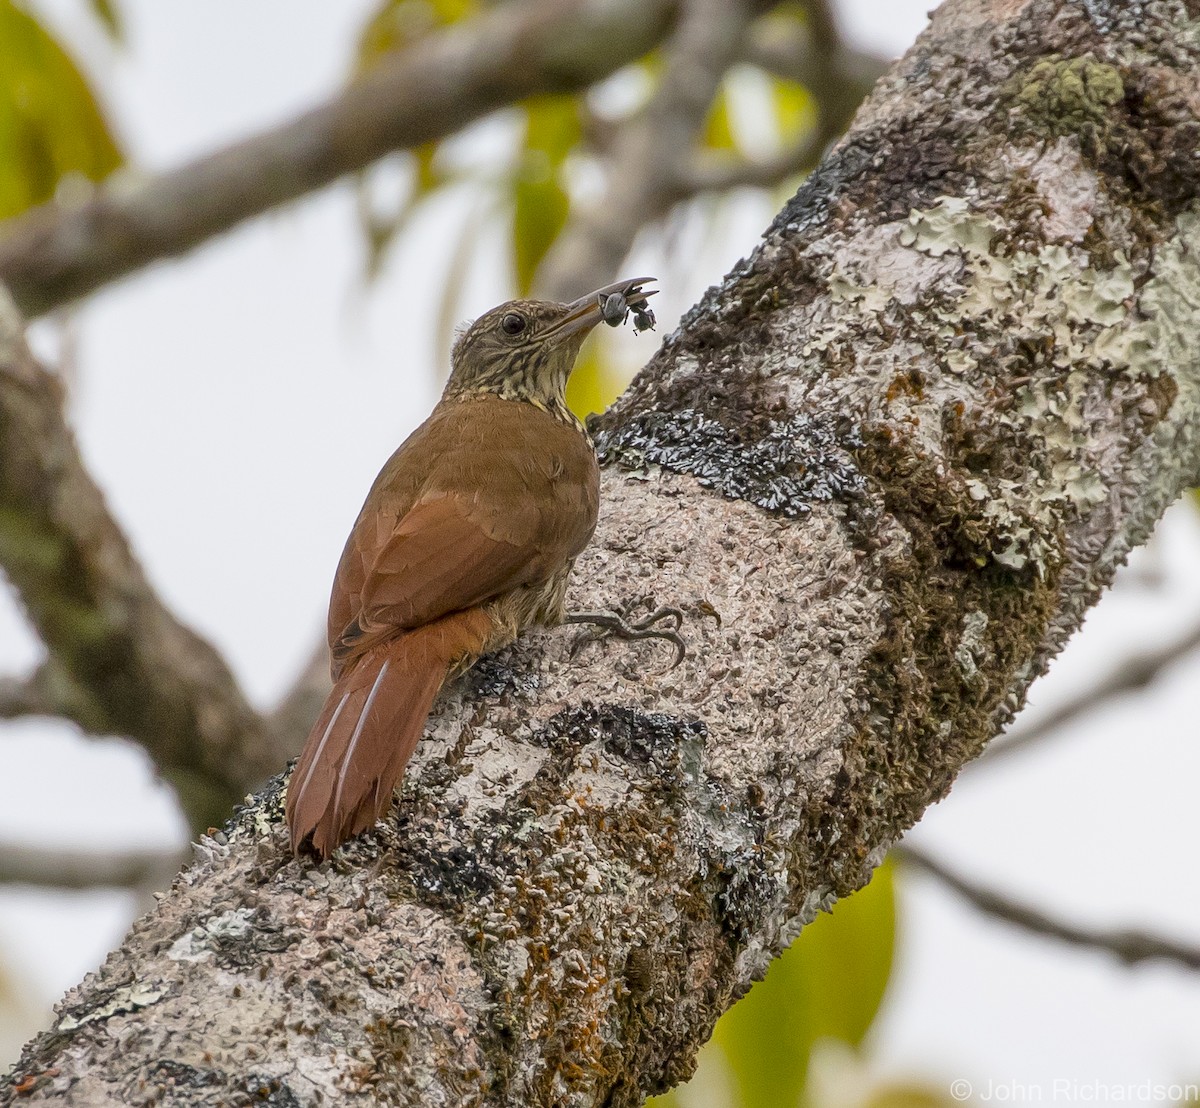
285,607,492,857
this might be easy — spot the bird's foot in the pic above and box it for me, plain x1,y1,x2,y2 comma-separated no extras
565,605,687,668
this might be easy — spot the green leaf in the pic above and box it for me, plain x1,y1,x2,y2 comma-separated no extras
0,0,123,222
565,339,629,421
512,94,580,295
770,75,816,144
355,0,479,74
710,859,897,1108
703,84,738,152
351,0,476,277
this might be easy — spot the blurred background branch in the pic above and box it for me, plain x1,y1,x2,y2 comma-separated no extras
0,839,183,891
536,0,761,300
895,847,1200,973
975,615,1200,767
0,289,284,829
0,0,677,317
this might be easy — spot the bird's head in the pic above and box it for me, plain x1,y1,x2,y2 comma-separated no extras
445,277,657,419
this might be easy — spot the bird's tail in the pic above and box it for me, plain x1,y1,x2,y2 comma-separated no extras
285,607,492,858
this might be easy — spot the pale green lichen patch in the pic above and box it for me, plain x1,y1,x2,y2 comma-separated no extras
793,187,1174,576
895,197,1143,565
955,610,990,685
828,271,891,312
1059,258,1135,327
898,195,997,258
1135,208,1200,383
788,194,1122,570
1131,207,1200,455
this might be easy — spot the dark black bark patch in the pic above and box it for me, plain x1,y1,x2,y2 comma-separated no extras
594,706,707,771
239,1074,302,1108
462,653,536,698
146,1060,222,1090
388,802,512,912
595,409,866,519
139,1062,301,1108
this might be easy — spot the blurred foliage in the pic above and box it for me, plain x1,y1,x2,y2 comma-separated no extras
358,0,477,63
857,1085,968,1108
771,75,817,147
513,95,579,295
704,83,739,153
354,0,468,276
564,341,631,419
0,0,124,222
651,859,896,1108
350,0,827,415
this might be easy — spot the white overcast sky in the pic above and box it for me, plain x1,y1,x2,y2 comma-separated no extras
3,0,1200,1095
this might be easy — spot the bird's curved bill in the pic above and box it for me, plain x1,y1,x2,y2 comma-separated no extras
546,277,658,339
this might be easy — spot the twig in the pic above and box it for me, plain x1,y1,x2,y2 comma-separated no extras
742,6,889,95
537,0,760,301
802,0,839,54
0,0,675,318
0,841,185,890
268,641,331,755
538,0,887,299
682,131,827,194
895,846,1200,972
0,289,284,829
977,616,1200,765
0,671,55,720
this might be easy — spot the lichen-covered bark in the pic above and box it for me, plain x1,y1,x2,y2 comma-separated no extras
6,0,1200,1104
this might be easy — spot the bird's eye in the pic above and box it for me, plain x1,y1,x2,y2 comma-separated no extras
501,312,526,336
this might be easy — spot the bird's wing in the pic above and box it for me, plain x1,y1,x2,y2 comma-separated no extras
331,489,545,672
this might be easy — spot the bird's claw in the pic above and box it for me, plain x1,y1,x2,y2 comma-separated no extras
565,605,687,668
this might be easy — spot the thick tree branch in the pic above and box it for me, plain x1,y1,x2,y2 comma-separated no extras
0,0,676,319
896,847,1200,972
0,292,286,829
8,0,1200,1102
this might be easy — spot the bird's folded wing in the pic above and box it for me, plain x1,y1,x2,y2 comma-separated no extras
331,490,545,670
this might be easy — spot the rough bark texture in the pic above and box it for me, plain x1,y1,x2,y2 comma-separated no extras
7,0,1200,1103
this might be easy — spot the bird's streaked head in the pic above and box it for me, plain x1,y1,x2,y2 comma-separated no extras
445,277,657,420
